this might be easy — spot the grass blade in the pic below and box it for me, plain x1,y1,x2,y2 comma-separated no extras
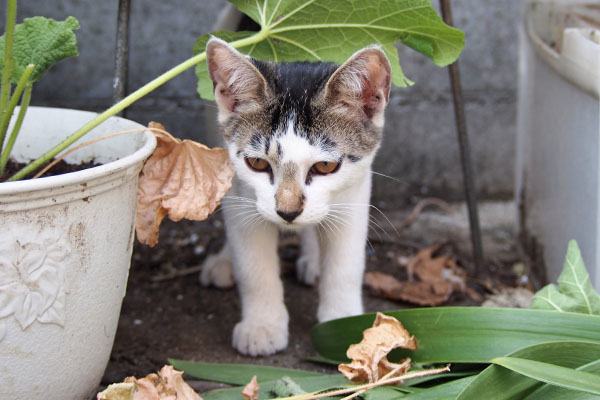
169,359,323,386
311,308,600,363
491,357,600,396
457,341,600,400
201,375,349,400
401,376,476,400
526,359,600,399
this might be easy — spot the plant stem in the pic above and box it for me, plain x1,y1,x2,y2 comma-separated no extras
0,0,17,131
7,30,266,182
0,80,31,174
0,63,33,156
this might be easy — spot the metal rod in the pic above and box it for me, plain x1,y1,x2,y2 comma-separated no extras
113,0,131,116
440,0,484,275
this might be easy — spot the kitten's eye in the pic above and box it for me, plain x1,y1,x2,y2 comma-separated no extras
245,157,271,172
312,161,340,175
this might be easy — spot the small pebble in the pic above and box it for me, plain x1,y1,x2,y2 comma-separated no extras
133,319,143,325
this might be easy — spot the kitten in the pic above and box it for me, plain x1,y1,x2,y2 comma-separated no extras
201,37,391,356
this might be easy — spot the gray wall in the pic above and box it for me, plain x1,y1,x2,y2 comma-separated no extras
6,0,519,202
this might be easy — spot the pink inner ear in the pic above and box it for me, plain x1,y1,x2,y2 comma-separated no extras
214,82,237,113
361,54,391,119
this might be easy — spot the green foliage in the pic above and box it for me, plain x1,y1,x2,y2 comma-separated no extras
311,308,600,364
171,245,600,400
531,240,600,314
0,16,79,83
457,341,600,399
194,0,465,100
490,356,600,396
169,359,322,385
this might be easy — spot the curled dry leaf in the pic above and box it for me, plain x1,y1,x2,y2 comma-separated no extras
365,245,471,306
338,312,417,383
136,122,234,247
97,382,136,400
123,365,202,400
241,375,260,400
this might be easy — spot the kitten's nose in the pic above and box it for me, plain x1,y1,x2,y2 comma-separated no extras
277,210,302,223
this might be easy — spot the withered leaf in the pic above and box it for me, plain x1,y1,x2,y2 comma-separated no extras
338,312,417,383
123,365,202,400
136,122,234,247
366,245,468,306
241,376,260,400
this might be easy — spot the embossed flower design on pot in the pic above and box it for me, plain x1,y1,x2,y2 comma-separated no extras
0,236,68,331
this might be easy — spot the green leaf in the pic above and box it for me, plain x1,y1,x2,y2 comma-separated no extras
531,240,600,315
0,16,80,83
457,341,600,400
311,308,600,364
526,359,600,399
271,376,307,397
168,359,322,385
202,375,349,400
194,31,254,101
401,376,476,400
194,0,465,100
491,357,600,396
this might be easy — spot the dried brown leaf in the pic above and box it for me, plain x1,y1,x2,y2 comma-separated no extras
371,245,468,306
241,376,260,400
97,382,136,400
123,365,202,400
338,312,417,383
135,122,234,246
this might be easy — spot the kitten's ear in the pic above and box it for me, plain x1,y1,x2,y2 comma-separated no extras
206,38,268,120
324,46,392,126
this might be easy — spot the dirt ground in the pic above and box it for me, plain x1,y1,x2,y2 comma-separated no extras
100,201,526,395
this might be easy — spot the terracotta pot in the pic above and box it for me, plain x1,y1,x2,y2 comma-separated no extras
0,107,156,400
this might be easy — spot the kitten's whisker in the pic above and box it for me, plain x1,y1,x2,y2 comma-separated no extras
329,203,400,238
371,170,409,185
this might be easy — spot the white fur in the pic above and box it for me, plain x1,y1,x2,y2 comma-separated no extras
202,118,374,356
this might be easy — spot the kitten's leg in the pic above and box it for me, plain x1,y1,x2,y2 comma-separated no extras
200,243,235,288
229,222,289,356
317,183,370,322
297,227,320,286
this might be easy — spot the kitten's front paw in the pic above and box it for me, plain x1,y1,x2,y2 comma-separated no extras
200,252,235,288
233,319,288,356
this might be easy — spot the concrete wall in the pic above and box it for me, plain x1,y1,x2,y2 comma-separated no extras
6,0,519,202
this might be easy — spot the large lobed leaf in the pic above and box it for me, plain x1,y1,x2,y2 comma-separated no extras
0,16,79,83
531,240,600,314
195,0,465,100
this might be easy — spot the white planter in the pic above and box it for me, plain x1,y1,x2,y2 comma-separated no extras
0,107,156,400
516,2,600,289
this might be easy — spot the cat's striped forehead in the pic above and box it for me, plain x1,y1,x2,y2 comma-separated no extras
224,59,382,163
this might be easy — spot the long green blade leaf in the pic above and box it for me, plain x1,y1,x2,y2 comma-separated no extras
169,359,323,385
402,376,476,400
526,359,600,399
202,375,349,400
492,357,600,396
457,341,600,400
311,308,600,364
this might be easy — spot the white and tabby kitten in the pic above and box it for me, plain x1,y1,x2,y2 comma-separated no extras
201,38,391,356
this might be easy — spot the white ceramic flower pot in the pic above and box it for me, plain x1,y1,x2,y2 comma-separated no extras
0,107,156,400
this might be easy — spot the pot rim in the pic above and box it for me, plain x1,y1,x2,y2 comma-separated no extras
0,107,157,194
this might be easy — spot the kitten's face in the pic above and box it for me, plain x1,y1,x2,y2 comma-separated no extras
207,39,391,228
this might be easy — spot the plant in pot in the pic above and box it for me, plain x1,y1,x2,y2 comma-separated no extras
0,3,156,400
0,0,464,399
